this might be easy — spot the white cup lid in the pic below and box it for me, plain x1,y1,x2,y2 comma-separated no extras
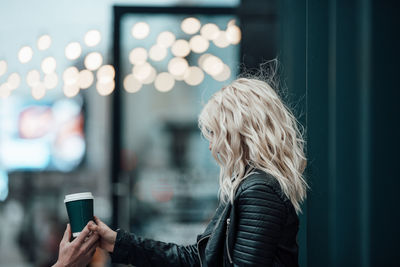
64,192,94,203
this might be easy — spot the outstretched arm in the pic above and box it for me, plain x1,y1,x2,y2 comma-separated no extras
89,216,200,267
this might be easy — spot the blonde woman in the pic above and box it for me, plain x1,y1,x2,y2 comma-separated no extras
54,77,308,267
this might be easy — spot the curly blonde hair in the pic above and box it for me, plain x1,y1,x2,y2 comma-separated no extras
198,77,308,214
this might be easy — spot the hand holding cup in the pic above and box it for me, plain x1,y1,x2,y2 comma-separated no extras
88,216,117,253
53,222,99,267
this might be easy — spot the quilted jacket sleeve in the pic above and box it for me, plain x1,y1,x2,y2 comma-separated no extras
110,229,200,267
232,182,288,266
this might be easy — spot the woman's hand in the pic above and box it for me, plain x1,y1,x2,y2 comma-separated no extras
88,216,117,253
53,222,99,267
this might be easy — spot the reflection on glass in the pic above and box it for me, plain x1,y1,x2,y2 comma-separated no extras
27,70,41,87
226,24,241,45
168,57,188,77
97,65,115,84
0,83,11,98
0,60,7,77
202,55,223,76
44,73,58,89
7,73,21,90
154,72,174,92
41,57,57,74
213,31,230,48
65,42,82,60
181,17,201,34
133,62,153,82
63,83,80,98
84,52,103,71
183,66,204,86
189,35,209,53
171,39,190,57
149,45,167,61
124,74,142,93
212,64,231,81
63,67,79,86
129,47,148,65
157,31,176,48
200,23,220,40
198,53,212,68
96,80,115,96
131,22,150,40
37,34,52,51
78,70,94,89
32,83,46,100
18,46,33,64
142,66,156,84
84,30,101,47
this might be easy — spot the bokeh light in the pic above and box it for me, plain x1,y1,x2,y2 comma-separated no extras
7,73,21,90
181,17,201,35
168,57,188,77
37,35,52,51
0,83,11,98
202,55,224,76
198,53,212,68
129,47,147,65
84,52,103,71
44,73,59,89
65,42,82,60
212,64,231,81
226,24,241,45
131,22,150,40
200,23,220,40
63,84,80,98
124,74,142,93
189,35,209,53
142,66,156,84
97,65,115,84
172,73,185,81
184,66,204,86
78,70,94,89
96,80,115,96
133,62,152,82
171,39,190,57
18,46,33,63
84,30,101,47
157,31,176,48
27,70,41,87
0,60,7,76
149,45,167,61
32,82,46,100
63,67,79,86
41,57,57,74
154,72,175,92
213,31,230,48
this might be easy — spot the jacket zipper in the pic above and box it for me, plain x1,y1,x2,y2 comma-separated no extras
226,218,233,264
197,234,211,267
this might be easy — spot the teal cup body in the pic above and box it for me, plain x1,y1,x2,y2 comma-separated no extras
64,192,94,239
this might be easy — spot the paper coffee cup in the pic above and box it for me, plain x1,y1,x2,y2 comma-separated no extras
64,192,94,239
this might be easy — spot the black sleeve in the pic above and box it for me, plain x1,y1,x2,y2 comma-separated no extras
110,229,200,267
232,183,287,266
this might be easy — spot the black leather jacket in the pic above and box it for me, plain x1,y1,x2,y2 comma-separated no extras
110,171,300,266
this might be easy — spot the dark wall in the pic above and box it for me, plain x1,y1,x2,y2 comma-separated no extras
239,0,277,70
279,0,400,266
369,0,400,265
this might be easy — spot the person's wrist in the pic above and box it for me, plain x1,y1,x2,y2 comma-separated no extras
52,261,65,267
109,229,118,252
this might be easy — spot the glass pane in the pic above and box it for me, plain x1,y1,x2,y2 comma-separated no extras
120,13,240,244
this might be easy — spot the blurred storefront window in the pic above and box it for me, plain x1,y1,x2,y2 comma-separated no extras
0,0,239,266
119,12,240,244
